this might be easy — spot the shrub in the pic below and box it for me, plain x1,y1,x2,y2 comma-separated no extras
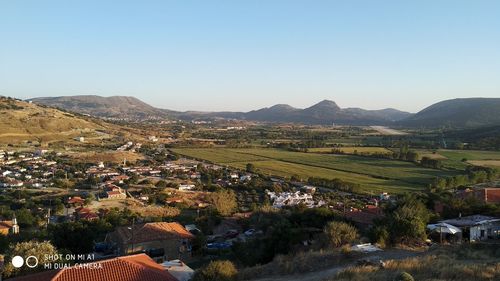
193,260,238,281
324,221,358,248
394,271,415,281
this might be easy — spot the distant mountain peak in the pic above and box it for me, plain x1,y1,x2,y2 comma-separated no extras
306,99,341,110
268,104,297,111
28,95,172,120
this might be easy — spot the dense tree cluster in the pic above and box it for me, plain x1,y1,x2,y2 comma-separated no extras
371,195,430,246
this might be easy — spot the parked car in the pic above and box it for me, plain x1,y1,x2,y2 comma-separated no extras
206,242,232,250
224,229,239,239
206,234,223,243
244,229,256,236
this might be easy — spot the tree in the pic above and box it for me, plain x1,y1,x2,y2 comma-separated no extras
49,220,113,254
246,163,255,173
406,151,419,162
16,208,35,227
210,189,237,216
3,241,59,278
155,180,167,188
193,260,237,281
386,196,430,244
323,221,358,248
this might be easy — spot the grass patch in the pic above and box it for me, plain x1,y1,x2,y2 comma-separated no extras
172,148,458,194
308,147,392,154
330,244,500,281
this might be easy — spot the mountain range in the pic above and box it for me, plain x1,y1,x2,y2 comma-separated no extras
28,95,500,128
28,95,172,120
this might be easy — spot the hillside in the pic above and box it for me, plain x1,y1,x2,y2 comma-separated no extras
30,95,412,125
242,100,412,125
29,95,172,120
0,97,124,145
399,98,500,128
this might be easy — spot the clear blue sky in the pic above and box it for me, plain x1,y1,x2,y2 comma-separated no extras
1,0,499,112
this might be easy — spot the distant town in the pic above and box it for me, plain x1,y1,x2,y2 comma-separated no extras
0,95,499,281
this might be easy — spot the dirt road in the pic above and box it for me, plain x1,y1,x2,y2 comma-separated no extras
249,249,423,281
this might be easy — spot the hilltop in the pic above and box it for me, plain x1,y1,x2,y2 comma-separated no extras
29,95,172,120
243,100,412,125
0,96,130,145
398,98,500,128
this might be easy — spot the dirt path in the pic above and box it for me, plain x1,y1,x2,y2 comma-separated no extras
370,126,408,136
249,249,424,281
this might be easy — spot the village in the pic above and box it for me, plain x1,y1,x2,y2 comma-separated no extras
1,140,500,281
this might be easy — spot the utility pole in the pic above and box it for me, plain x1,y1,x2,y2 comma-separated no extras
46,208,51,229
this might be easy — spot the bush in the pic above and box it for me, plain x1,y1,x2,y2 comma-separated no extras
394,271,414,281
210,189,237,216
193,260,238,281
324,221,358,248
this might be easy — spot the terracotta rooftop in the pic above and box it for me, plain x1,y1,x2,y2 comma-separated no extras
67,197,85,204
113,222,194,244
8,254,177,281
106,191,124,196
75,207,92,214
0,220,13,229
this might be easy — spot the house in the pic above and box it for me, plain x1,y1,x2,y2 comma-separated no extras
106,190,127,200
111,174,130,183
302,185,317,194
166,197,184,204
458,187,500,204
345,205,384,229
67,196,85,206
178,184,195,191
9,254,178,281
240,175,252,182
74,207,99,221
105,222,194,262
0,216,19,235
441,215,500,242
267,191,325,208
102,184,127,200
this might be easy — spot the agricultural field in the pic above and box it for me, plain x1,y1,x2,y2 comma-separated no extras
415,149,500,169
172,148,461,194
308,146,392,154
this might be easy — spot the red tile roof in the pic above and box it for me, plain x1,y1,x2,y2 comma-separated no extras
67,197,85,204
75,207,92,214
0,220,13,229
113,222,194,244
106,191,124,196
9,254,177,281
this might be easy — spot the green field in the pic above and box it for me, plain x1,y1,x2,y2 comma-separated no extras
415,149,500,170
172,148,462,194
308,147,392,154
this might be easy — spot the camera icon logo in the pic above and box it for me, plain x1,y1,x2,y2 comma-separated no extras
11,255,39,268
12,256,24,268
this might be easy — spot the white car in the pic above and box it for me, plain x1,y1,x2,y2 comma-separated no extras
244,229,256,236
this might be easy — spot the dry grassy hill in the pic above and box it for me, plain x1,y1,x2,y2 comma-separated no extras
0,96,133,145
